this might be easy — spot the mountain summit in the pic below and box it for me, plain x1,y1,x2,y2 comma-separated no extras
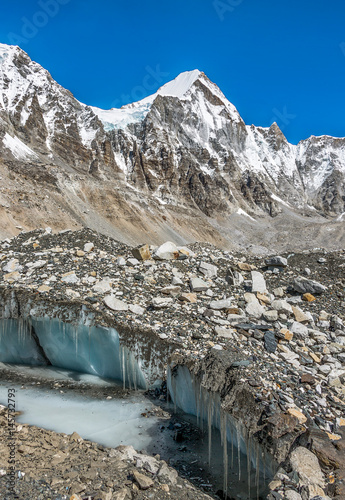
0,43,344,249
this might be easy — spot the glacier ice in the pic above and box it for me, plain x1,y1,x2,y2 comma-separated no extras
0,319,46,365
167,364,276,499
0,317,147,389
0,383,165,451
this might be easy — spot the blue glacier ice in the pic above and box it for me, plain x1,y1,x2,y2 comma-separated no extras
0,319,46,365
167,364,276,499
0,318,147,389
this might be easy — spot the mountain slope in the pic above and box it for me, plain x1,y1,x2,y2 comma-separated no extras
0,43,344,250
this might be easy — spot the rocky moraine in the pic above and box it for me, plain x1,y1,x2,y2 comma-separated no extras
0,227,344,500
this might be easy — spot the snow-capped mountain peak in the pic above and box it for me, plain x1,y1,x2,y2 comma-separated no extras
90,70,206,131
0,42,345,222
138,69,202,103
90,69,242,131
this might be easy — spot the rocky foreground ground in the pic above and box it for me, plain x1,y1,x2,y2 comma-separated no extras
0,228,344,499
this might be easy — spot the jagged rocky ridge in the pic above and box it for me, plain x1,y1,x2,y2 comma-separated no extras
0,228,344,499
0,43,345,246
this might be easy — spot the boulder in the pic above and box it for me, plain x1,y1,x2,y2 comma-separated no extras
128,304,145,315
289,447,325,491
133,470,154,490
263,310,279,322
271,299,293,314
291,306,310,323
292,277,326,295
153,242,180,260
179,293,197,303
84,242,94,253
199,261,218,278
152,297,173,309
190,277,209,292
245,301,264,319
209,298,231,310
104,296,128,311
289,321,309,340
214,326,235,339
3,258,23,273
264,332,277,353
157,463,178,485
265,256,288,267
131,244,151,261
251,271,267,293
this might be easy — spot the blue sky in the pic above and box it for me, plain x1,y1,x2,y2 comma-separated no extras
1,0,345,144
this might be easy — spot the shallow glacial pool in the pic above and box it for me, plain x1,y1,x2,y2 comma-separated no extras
0,364,272,499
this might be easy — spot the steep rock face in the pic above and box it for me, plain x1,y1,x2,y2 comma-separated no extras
296,136,345,214
0,44,119,175
0,42,345,240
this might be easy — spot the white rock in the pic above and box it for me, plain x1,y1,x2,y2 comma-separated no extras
92,279,113,294
190,277,209,292
117,257,126,266
104,296,128,311
61,273,79,284
199,261,218,278
266,256,288,267
271,299,293,314
177,246,196,257
84,242,94,253
209,298,231,310
245,301,264,319
289,321,309,339
65,289,81,299
129,304,145,315
3,259,22,273
244,292,257,304
251,271,267,293
152,297,173,309
263,310,278,322
26,260,47,270
153,241,179,260
134,454,160,474
214,326,235,339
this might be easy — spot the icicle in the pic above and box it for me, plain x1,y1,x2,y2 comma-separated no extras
121,347,126,390
196,383,202,425
230,423,234,469
126,350,130,390
131,354,137,391
255,442,260,500
236,422,241,482
220,410,228,499
207,393,214,465
75,325,78,358
88,326,91,362
246,433,251,500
